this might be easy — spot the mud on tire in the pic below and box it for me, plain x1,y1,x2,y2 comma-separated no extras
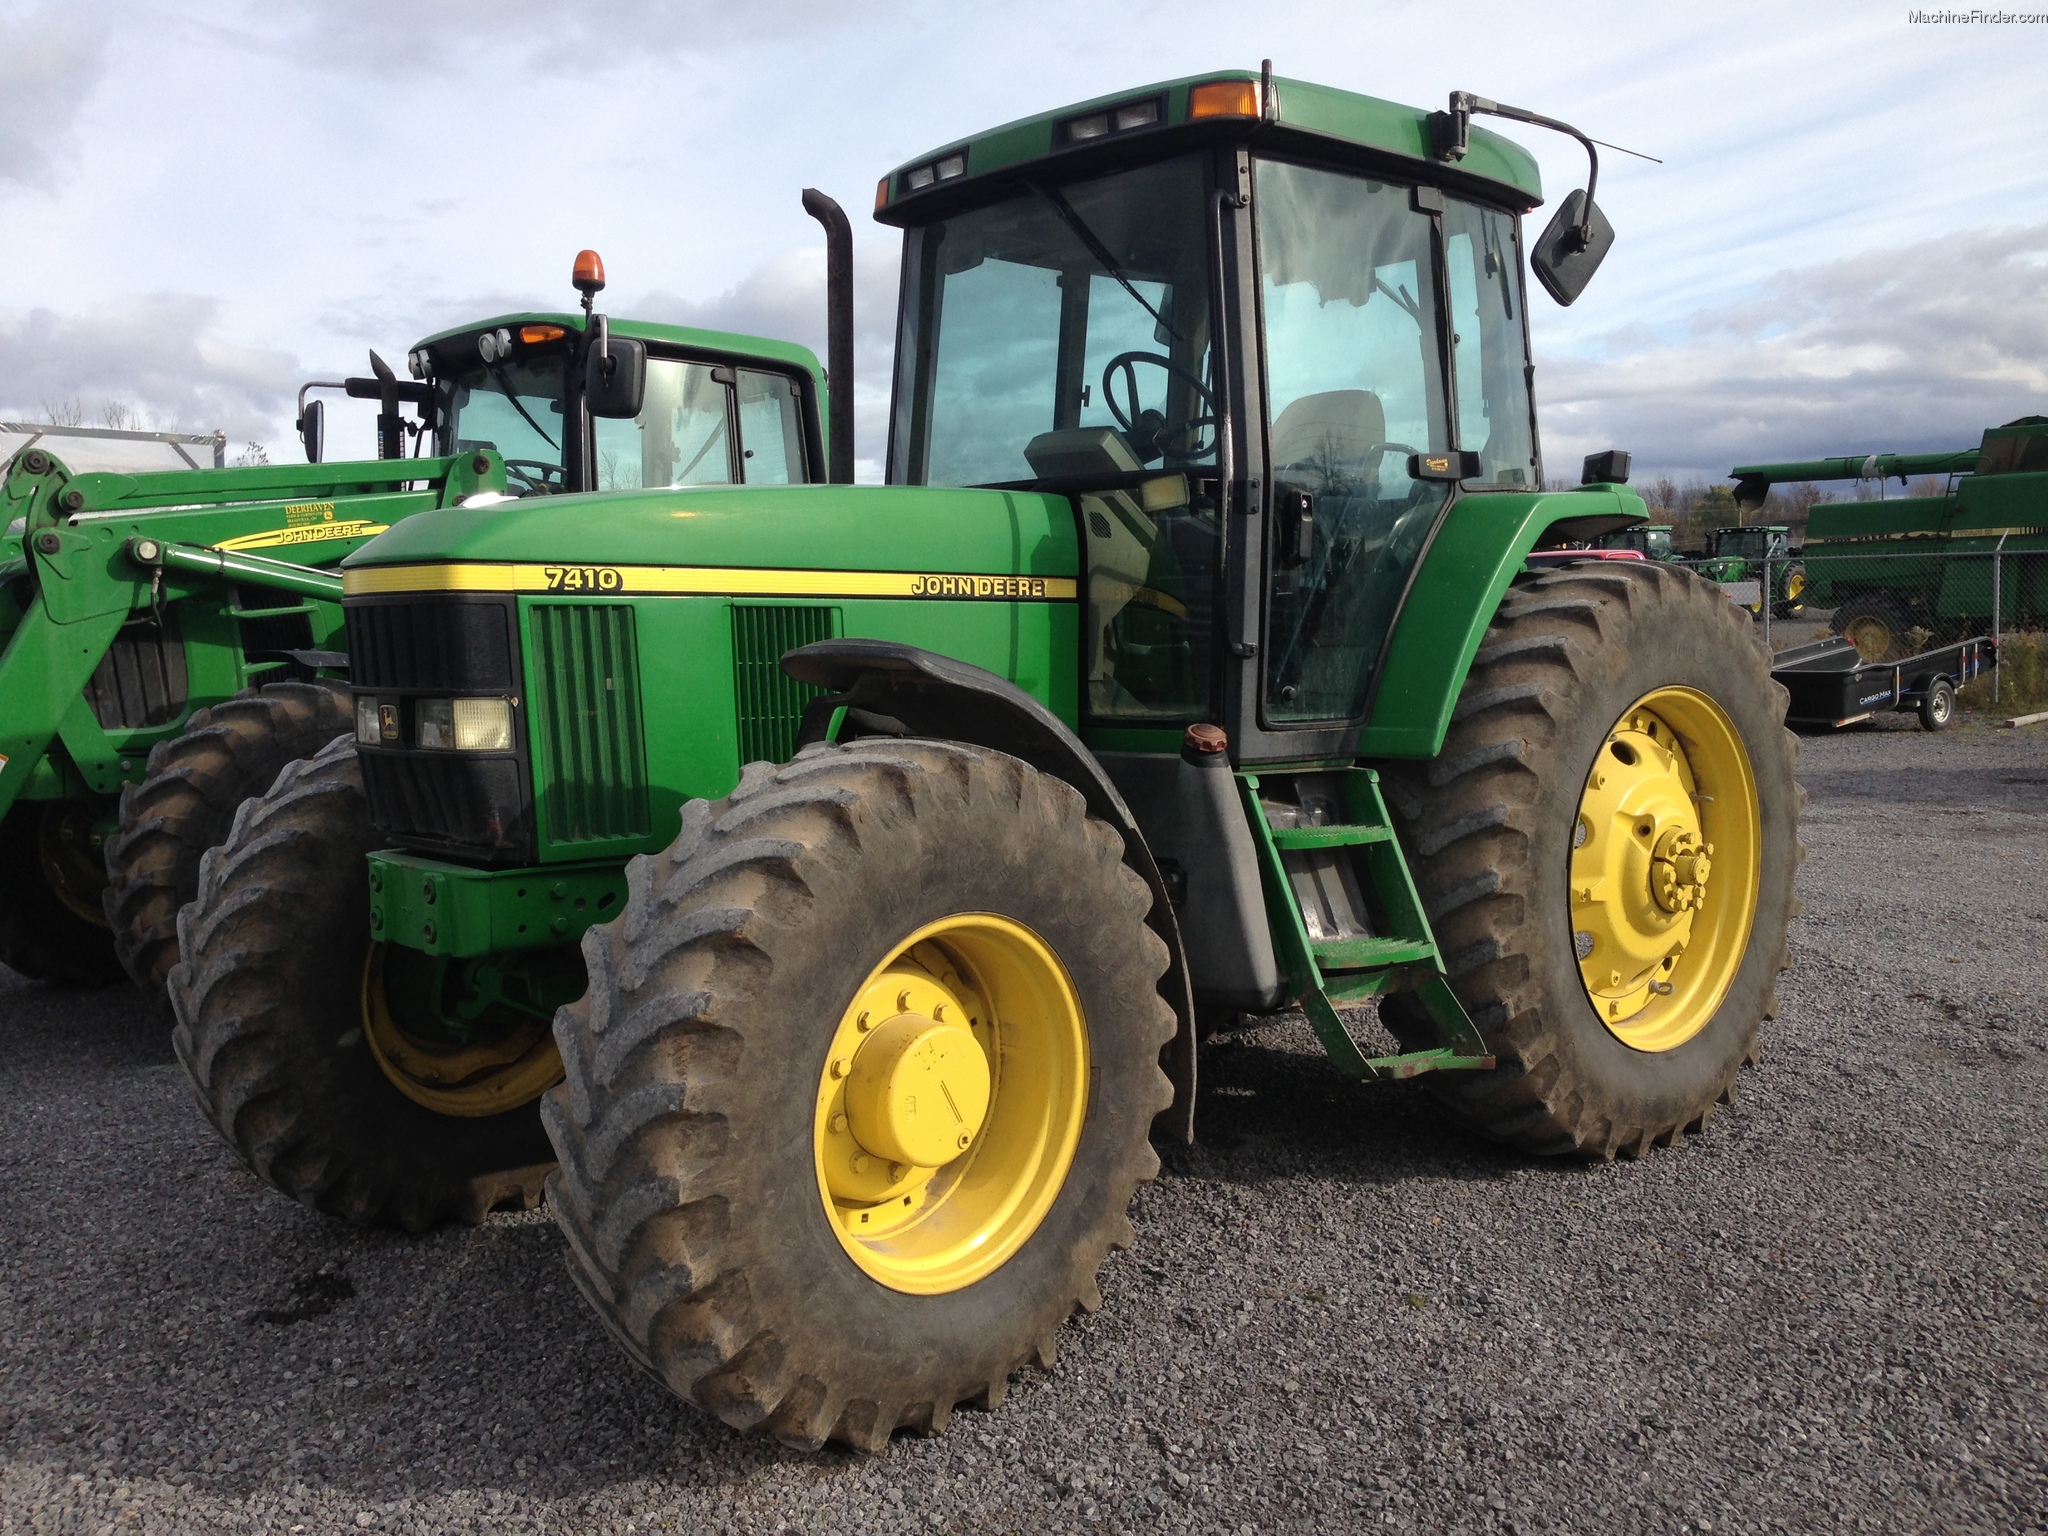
104,681,353,993
167,734,554,1230
1379,562,1803,1159
544,739,1175,1450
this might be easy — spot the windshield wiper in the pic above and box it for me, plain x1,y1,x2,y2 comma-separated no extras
482,361,560,453
1026,180,1191,351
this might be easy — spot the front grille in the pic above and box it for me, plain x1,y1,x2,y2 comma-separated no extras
360,754,530,856
345,599,514,691
84,615,188,730
732,604,837,765
529,603,649,845
347,593,529,861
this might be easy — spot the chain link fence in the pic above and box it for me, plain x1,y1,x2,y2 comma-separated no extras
1665,545,2046,714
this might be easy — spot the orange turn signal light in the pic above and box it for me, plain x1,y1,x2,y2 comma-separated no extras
519,324,566,345
1189,80,1260,120
572,249,606,296
875,176,891,211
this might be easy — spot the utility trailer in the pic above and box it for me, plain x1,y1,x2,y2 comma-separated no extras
0,263,825,988
169,68,1803,1453
1771,633,1995,732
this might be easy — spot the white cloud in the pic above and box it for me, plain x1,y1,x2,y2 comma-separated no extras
1540,223,2048,481
0,7,109,189
0,294,300,440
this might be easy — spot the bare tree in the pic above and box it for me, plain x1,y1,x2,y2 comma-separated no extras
99,400,143,431
39,397,85,427
231,442,270,468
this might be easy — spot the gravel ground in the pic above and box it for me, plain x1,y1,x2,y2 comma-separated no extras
3,715,2044,1536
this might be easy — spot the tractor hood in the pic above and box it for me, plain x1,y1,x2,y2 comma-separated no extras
337,484,1081,597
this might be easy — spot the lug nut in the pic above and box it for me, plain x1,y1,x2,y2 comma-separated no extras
830,1057,851,1080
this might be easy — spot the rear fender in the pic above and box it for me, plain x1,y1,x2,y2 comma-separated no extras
782,638,1197,1141
1359,487,1646,758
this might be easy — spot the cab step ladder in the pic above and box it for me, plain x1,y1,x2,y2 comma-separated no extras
1239,766,1494,1082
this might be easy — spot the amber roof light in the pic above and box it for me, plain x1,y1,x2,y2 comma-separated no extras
572,249,606,297
1189,80,1261,120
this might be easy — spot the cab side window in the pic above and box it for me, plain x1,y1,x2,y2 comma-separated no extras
736,369,806,485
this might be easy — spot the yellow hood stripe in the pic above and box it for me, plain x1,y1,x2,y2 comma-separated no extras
342,561,1078,601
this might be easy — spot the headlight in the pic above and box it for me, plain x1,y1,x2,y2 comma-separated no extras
452,696,513,751
413,696,514,751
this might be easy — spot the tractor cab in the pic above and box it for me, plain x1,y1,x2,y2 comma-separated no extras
875,70,1604,762
1705,524,1792,562
295,254,826,498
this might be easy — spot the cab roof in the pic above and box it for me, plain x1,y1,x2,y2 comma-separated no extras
876,70,1544,225
411,312,823,381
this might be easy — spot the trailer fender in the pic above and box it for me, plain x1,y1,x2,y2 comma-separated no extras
1359,487,1649,758
782,637,1197,1141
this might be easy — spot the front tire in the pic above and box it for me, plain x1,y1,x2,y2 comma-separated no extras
545,740,1174,1450
1380,563,1802,1158
167,735,555,1230
103,681,352,993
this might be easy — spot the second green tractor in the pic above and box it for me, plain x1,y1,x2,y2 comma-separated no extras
169,71,1801,1449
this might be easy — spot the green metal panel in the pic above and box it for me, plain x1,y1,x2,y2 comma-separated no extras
366,849,627,958
875,71,1542,216
527,603,651,851
1358,487,1643,759
732,604,839,765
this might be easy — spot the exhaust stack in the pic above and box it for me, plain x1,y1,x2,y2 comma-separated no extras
802,188,855,484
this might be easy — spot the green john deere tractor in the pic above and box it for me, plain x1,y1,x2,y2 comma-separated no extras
169,70,1801,1450
0,259,824,989
1699,524,1805,618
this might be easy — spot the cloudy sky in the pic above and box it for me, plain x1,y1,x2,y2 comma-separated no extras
1,0,2044,481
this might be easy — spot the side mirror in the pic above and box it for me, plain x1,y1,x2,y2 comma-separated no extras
585,334,646,420
1531,190,1615,307
298,398,324,464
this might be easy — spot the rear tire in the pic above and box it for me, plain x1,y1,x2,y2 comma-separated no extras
0,801,125,986
103,681,353,993
545,740,1174,1450
1918,677,1956,732
1379,563,1802,1158
168,735,554,1230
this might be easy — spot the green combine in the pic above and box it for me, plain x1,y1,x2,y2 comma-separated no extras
169,69,1801,1450
0,260,824,987
1732,417,2047,659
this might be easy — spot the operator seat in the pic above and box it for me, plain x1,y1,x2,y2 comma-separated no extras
1270,390,1387,495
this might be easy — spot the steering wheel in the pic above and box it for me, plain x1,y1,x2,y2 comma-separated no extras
1100,352,1217,461
502,458,566,495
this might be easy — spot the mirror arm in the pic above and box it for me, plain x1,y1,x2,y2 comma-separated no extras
1435,92,1601,247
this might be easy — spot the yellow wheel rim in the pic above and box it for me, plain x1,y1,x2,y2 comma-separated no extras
360,945,564,1117
1570,688,1760,1053
813,914,1087,1296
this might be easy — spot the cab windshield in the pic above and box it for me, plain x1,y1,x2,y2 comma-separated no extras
440,346,808,495
889,154,1219,487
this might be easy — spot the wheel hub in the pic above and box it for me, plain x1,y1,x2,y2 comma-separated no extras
842,1011,991,1170
1649,826,1712,913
